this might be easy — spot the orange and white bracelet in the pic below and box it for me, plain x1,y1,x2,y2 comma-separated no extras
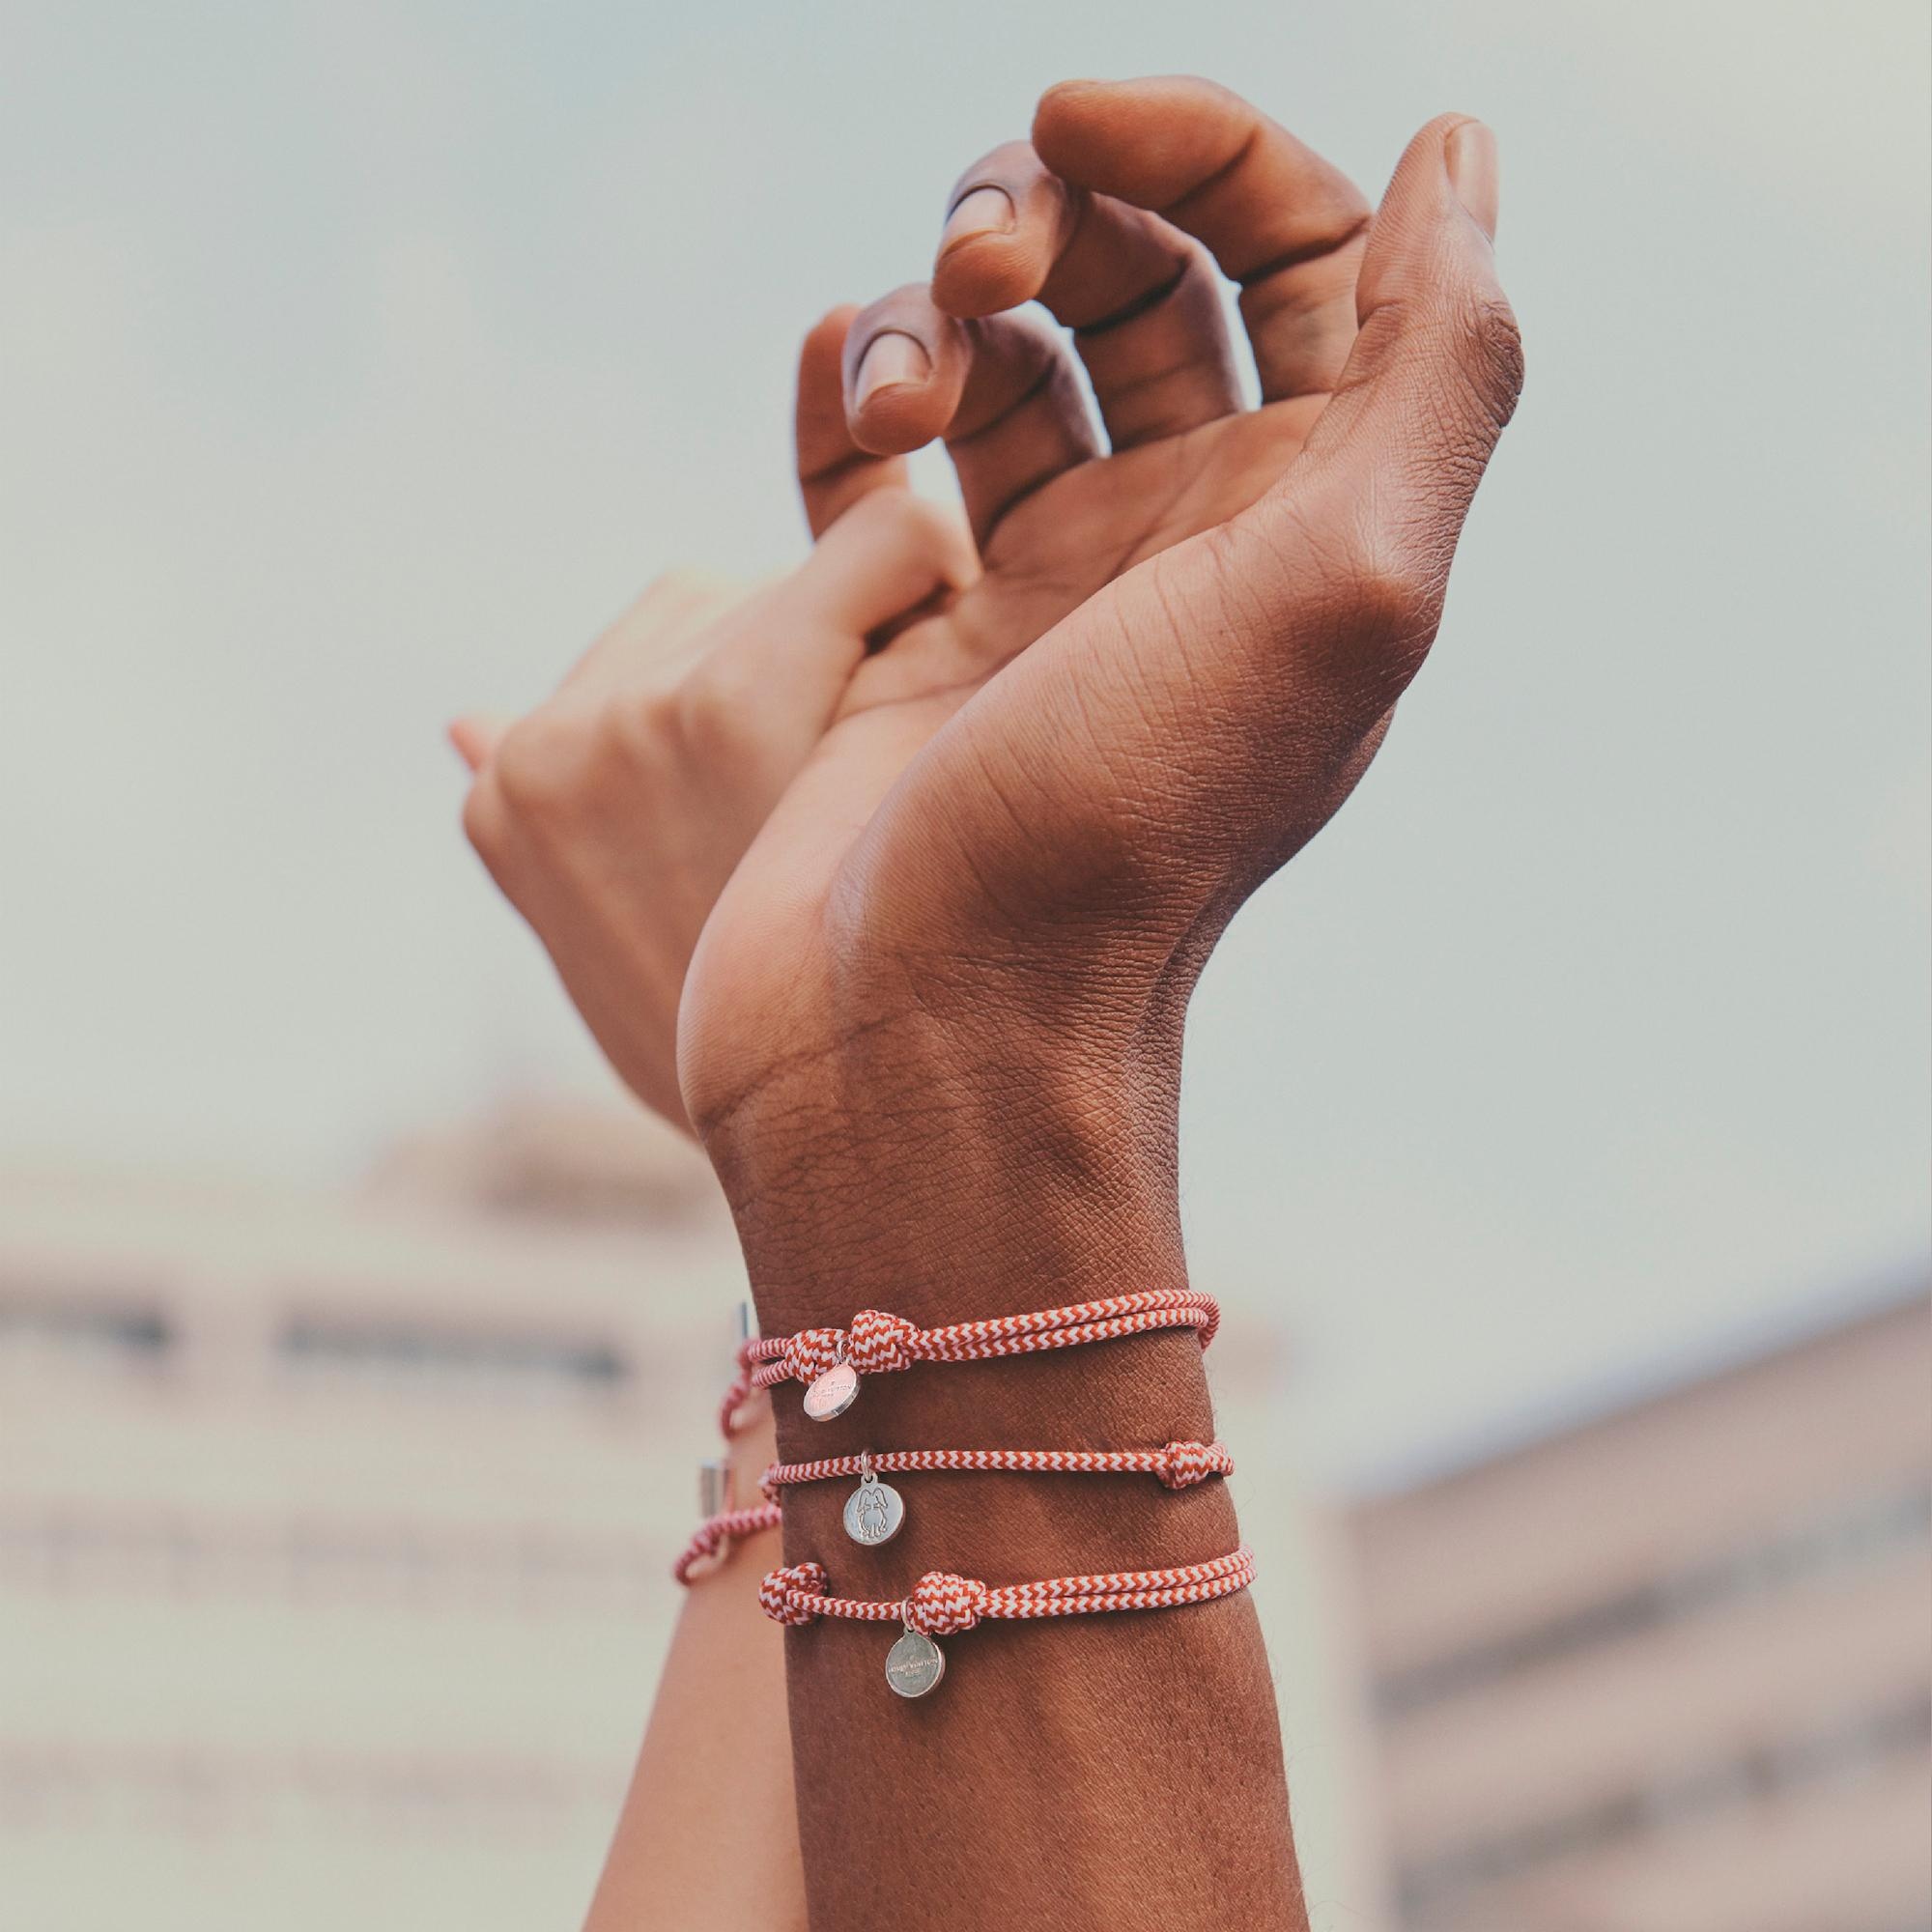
670,1501,783,1584
760,1546,1258,1696
720,1289,1220,1431
672,1437,1235,1579
764,1439,1234,1545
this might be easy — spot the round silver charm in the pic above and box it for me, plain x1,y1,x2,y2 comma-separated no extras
842,1472,905,1546
884,1629,946,1698
801,1361,859,1421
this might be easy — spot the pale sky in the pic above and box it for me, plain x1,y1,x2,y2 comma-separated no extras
3,0,1926,1487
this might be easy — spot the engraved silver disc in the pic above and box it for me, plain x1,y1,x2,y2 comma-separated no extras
841,1473,905,1546
802,1361,859,1421
884,1629,946,1698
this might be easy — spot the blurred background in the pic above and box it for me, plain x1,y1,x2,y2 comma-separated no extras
2,1,1927,1928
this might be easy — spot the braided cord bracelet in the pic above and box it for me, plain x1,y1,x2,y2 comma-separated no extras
671,1501,784,1585
726,1288,1221,1428
767,1439,1234,1547
761,1546,1258,1697
672,1438,1236,1579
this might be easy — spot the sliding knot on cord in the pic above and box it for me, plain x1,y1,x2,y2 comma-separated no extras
1155,1440,1235,1490
758,1562,827,1627
748,1292,1221,1406
779,1308,921,1384
905,1571,990,1637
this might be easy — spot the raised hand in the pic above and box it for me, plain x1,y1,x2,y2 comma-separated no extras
454,333,974,1128
679,81,1521,1179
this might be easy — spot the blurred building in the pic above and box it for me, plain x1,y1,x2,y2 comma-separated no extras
0,1101,749,1932
0,1103,1363,1932
1350,1288,1932,1932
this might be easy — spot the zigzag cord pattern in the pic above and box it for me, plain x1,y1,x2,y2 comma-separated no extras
719,1289,1219,1435
671,1441,1233,1584
758,1438,1234,1497
759,1546,1257,1635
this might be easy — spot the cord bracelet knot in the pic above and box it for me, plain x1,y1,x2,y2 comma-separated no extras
758,1560,828,1626
745,1289,1222,1424
779,1306,922,1386
759,1546,1258,1695
1156,1439,1234,1490
906,1571,990,1636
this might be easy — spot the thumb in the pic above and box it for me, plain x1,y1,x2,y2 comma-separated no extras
1213,116,1522,729
1283,114,1524,618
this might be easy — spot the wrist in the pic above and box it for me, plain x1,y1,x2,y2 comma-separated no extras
699,996,1186,1336
700,1002,1227,1586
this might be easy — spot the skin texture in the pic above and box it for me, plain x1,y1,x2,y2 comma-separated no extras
459,74,1521,1932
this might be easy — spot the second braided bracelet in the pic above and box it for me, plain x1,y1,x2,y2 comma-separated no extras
672,1438,1236,1580
767,1438,1236,1545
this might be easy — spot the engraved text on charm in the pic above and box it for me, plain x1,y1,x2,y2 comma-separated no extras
885,1629,946,1698
802,1361,859,1421
842,1471,905,1546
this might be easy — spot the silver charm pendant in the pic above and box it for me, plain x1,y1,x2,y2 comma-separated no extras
885,1627,946,1698
802,1360,859,1421
841,1457,904,1546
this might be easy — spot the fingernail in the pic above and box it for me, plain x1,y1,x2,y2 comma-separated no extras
1445,120,1498,241
853,331,930,410
939,186,1015,255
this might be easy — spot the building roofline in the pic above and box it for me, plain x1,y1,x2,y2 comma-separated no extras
1349,1265,1931,1502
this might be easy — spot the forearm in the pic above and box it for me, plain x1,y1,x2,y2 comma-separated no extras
586,1406,807,1932
707,1004,1307,1931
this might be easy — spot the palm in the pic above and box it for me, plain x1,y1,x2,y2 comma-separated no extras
683,395,1332,1117
864,396,1327,710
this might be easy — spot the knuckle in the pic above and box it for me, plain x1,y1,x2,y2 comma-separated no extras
606,688,683,776
628,686,685,747
1455,291,1525,428
1348,549,1440,652
1370,281,1525,441
674,659,756,755
1309,507,1442,658
459,779,502,860
492,710,591,818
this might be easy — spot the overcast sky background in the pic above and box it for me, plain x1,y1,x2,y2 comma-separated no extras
3,0,1926,1488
